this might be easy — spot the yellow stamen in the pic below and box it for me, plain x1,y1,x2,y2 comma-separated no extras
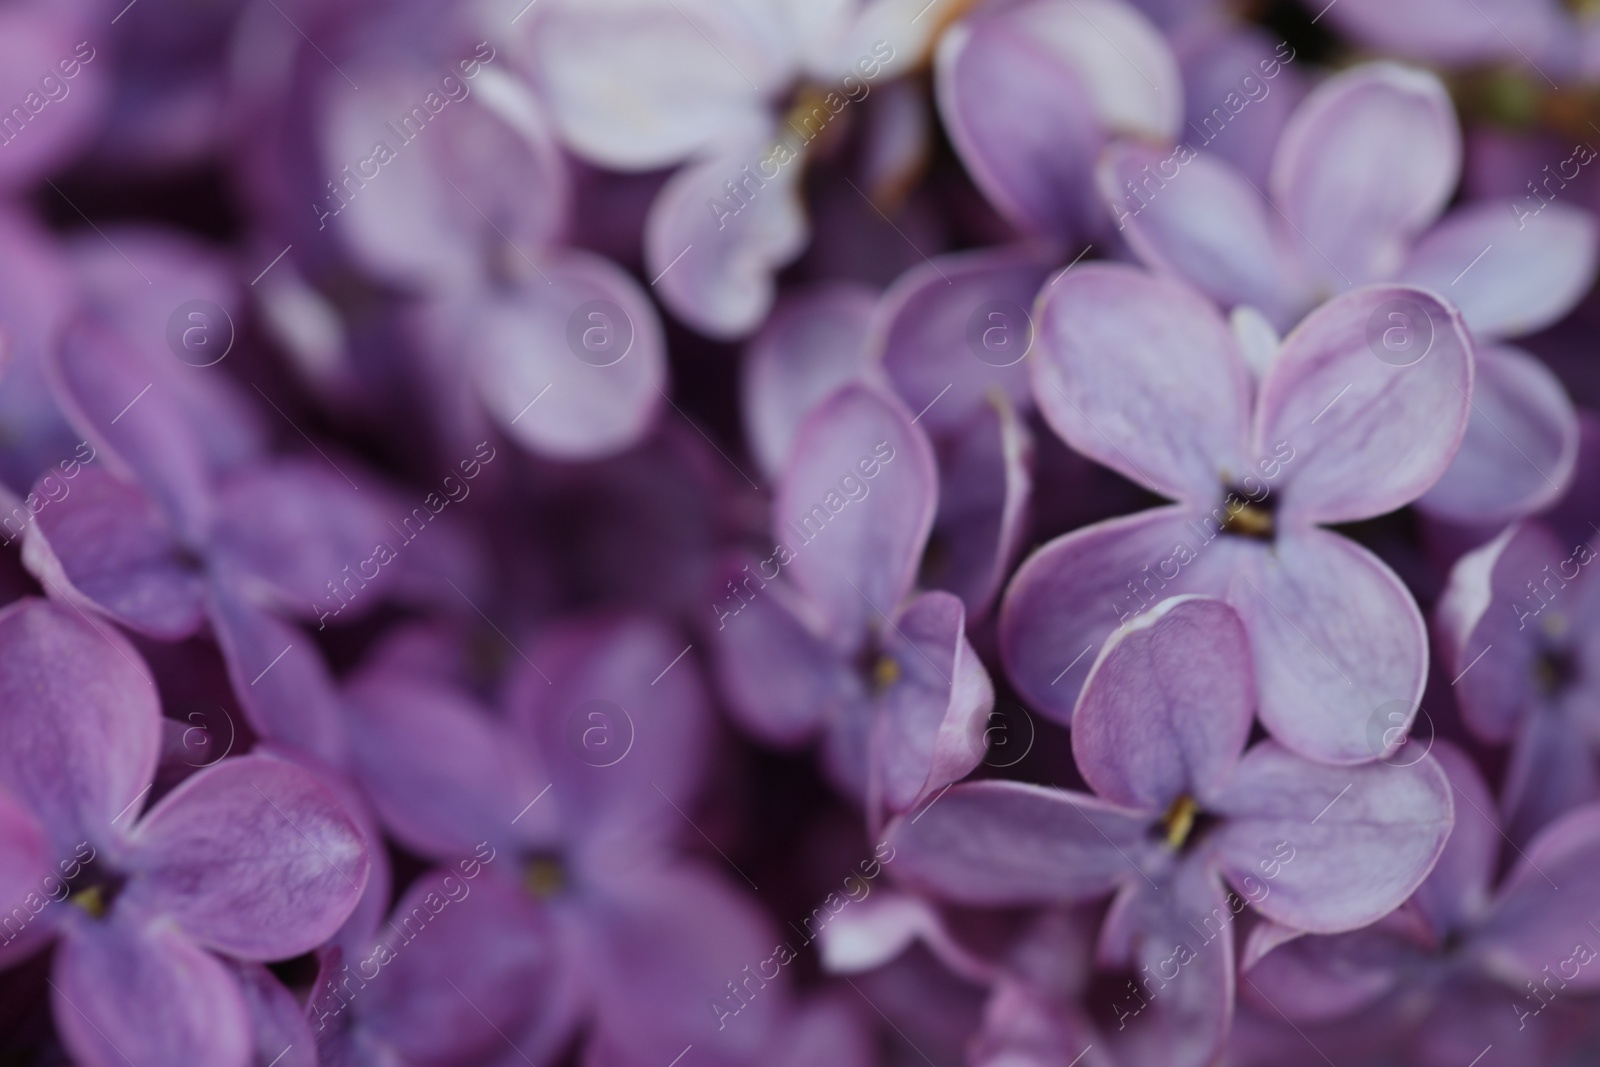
1162,796,1200,850
1222,502,1274,540
523,858,564,899
70,886,107,919
873,655,901,694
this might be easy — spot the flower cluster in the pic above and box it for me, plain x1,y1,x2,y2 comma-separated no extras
0,0,1597,1065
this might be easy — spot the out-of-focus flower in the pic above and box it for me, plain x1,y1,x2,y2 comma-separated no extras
1003,265,1472,763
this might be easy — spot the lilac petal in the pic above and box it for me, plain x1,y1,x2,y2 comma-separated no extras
1416,344,1577,524
1232,528,1427,764
876,590,992,816
209,460,404,617
871,244,1051,435
1096,862,1234,1067
1239,917,1418,1022
0,790,52,961
0,11,108,192
321,65,569,287
1032,264,1253,504
54,914,252,1067
775,383,938,646
1211,743,1453,933
1501,708,1600,850
1269,63,1459,287
817,892,945,974
1318,0,1567,67
884,781,1156,905
525,0,776,170
743,283,877,480
343,673,542,860
22,466,206,639
1257,286,1473,525
0,599,159,852
467,250,667,460
1409,742,1499,941
1073,596,1253,811
208,584,349,764
708,559,849,746
1433,523,1555,743
1401,202,1598,341
923,397,1033,618
234,963,318,1067
1098,142,1305,327
120,754,369,960
52,317,215,541
1477,804,1600,990
999,506,1254,725
510,615,710,840
765,994,877,1067
645,140,808,340
358,869,560,1066
584,863,781,1065
934,0,1178,240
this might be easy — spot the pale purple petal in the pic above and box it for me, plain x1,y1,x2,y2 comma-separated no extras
1032,263,1254,503
22,466,206,640
54,914,252,1067
645,140,808,340
1211,744,1453,932
1073,596,1254,811
884,781,1156,905
0,599,159,852
1098,142,1306,327
465,250,667,460
999,506,1255,725
876,590,992,815
1269,63,1459,288
743,283,877,480
1409,742,1499,941
1416,344,1578,524
775,383,938,645
1501,708,1600,850
1257,286,1473,525
1477,803,1600,990
1231,528,1428,764
872,244,1050,434
343,673,543,859
120,754,369,960
1400,202,1599,341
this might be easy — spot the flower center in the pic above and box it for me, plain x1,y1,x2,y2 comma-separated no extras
66,866,124,920
1535,646,1579,696
1160,795,1201,850
1220,486,1276,541
522,855,566,900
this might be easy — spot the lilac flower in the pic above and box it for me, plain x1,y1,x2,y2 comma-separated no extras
711,382,993,821
1002,264,1472,762
309,15,668,461
1242,746,1600,1067
1101,61,1595,524
934,0,1181,243
338,612,789,1066
888,596,1453,1067
1303,0,1596,80
1435,469,1600,843
522,0,949,338
0,598,369,1067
